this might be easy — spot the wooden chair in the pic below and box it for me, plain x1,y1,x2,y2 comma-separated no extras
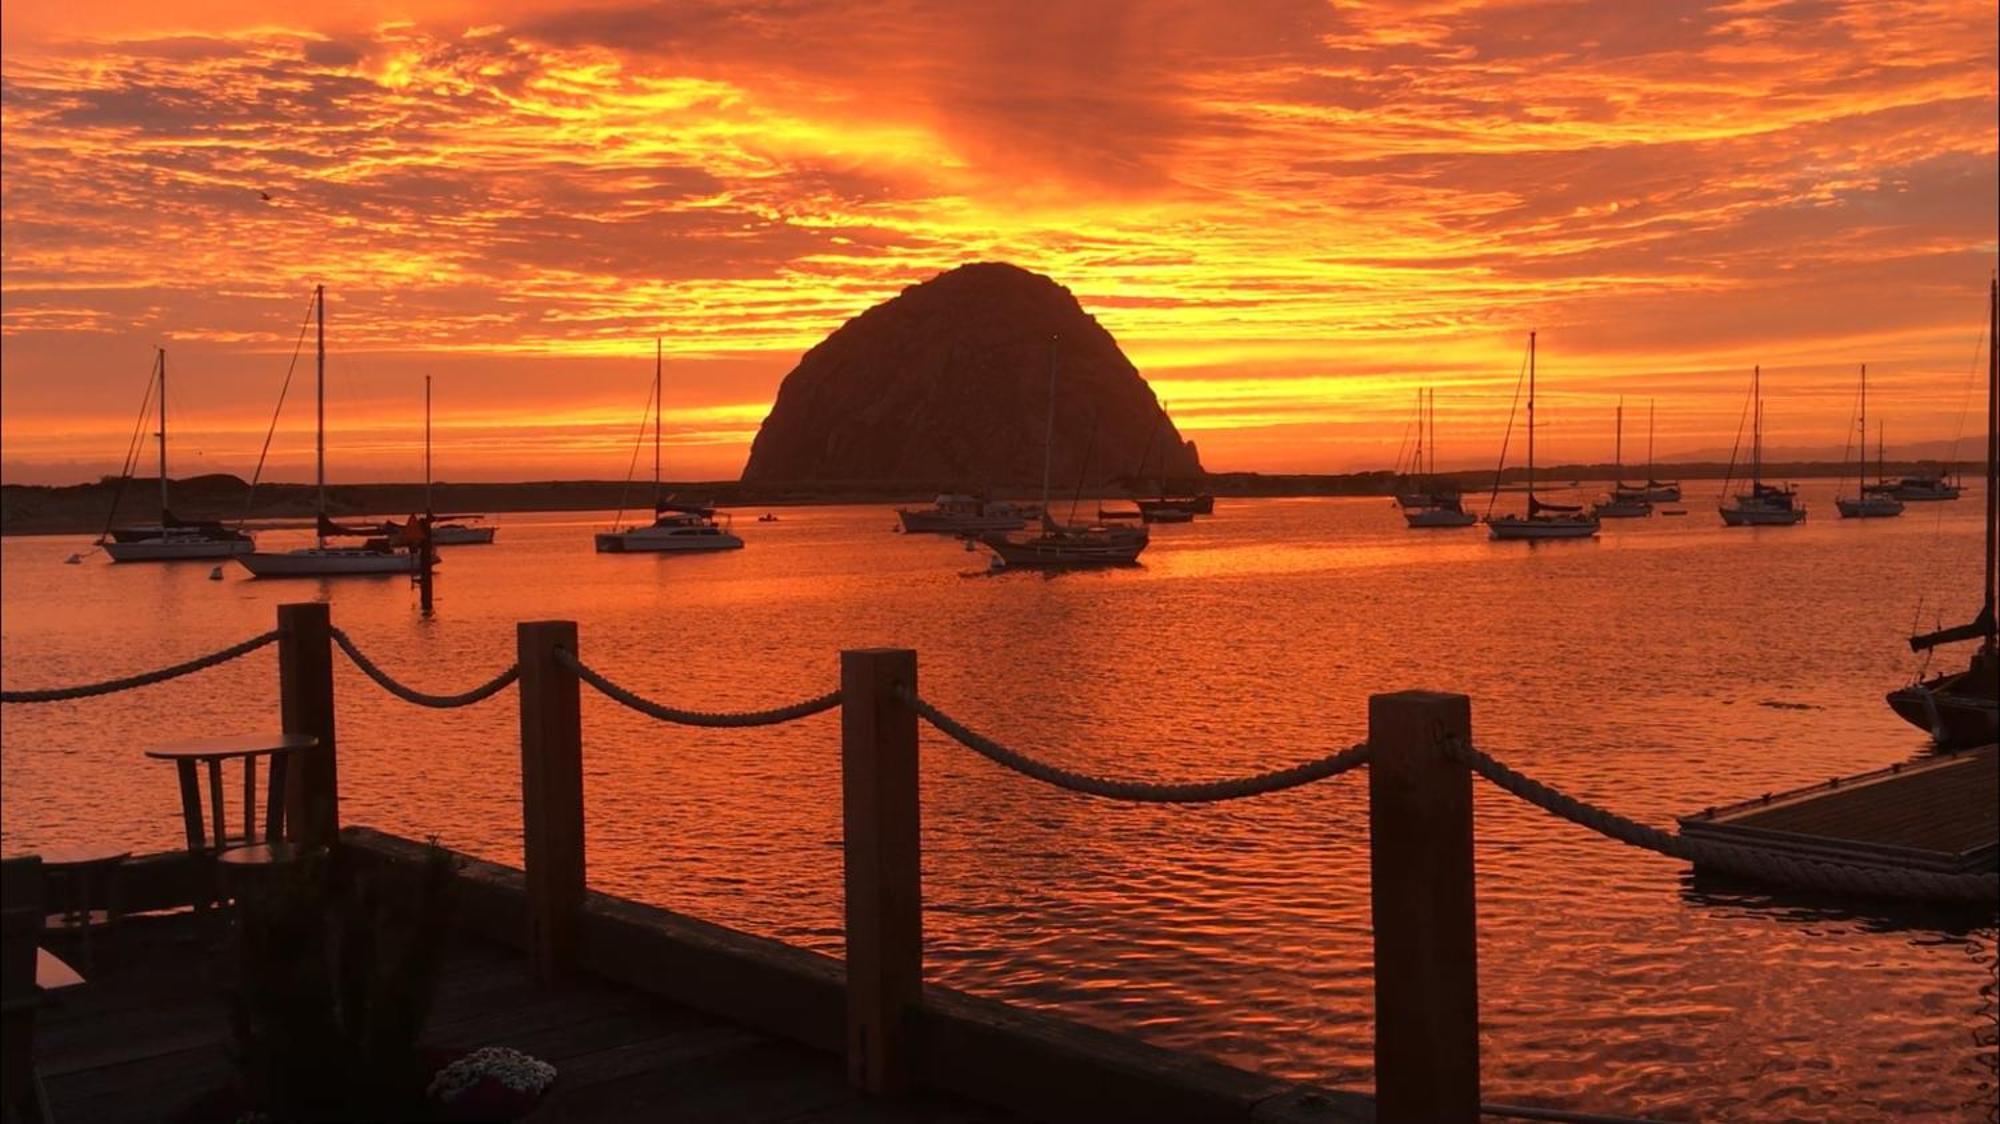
144,738,315,906
2,855,52,1124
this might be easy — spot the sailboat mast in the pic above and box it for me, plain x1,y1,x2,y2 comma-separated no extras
1647,399,1656,485
1860,364,1868,488
1614,396,1623,482
425,375,434,516
1751,366,1762,488
1986,275,1997,631
1527,331,1537,501
157,348,169,521
653,338,663,507
1042,335,1058,508
1413,387,1423,483
315,284,326,550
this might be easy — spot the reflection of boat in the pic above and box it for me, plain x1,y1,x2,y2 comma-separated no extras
985,335,1149,569
1402,388,1476,528
1868,471,1964,502
595,341,743,554
1886,277,1997,749
101,349,257,561
1719,365,1806,526
896,495,1028,533
1592,398,1652,519
238,287,417,578
1835,365,1904,520
1485,332,1600,540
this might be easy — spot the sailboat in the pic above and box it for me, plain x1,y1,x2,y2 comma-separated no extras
100,348,257,561
1403,388,1476,528
237,287,418,577
1485,332,1600,540
594,340,743,553
385,378,497,544
1718,366,1806,526
1885,277,1998,749
1636,401,1680,502
1835,365,1903,519
983,336,1148,568
1592,397,1652,518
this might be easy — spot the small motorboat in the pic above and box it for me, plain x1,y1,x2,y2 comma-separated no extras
758,513,779,523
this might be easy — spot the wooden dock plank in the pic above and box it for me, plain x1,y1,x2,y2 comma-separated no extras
1680,745,1998,875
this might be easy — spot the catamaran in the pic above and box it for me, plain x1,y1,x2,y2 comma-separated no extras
594,340,743,554
1885,277,1998,748
1592,397,1652,519
1485,332,1600,540
100,349,257,561
1403,388,1476,528
237,287,418,577
983,336,1148,568
1835,365,1904,519
1718,366,1806,526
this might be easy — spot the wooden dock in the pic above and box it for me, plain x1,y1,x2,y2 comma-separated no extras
1679,744,1999,875
34,909,1020,1124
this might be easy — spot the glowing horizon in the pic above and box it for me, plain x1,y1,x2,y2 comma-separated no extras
2,1,1995,486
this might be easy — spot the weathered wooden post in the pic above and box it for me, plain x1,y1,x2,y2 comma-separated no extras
1367,690,1478,1123
840,648,921,1095
518,620,585,985
277,602,338,846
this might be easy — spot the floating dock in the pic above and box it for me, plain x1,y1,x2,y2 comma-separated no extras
1679,745,1998,876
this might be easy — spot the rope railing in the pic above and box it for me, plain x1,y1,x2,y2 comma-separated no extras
1453,741,2000,906
554,648,840,728
0,630,281,704
330,627,520,709
900,686,1373,803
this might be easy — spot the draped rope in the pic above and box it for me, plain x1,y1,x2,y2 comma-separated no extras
554,649,839,727
1453,741,1998,906
0,630,281,703
329,627,519,709
900,686,1372,803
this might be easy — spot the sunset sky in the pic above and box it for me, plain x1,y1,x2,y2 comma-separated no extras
2,0,1995,485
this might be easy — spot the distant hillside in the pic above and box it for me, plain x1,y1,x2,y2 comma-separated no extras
4,458,1982,536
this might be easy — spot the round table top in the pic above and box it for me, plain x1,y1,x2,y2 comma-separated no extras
144,732,318,761
37,845,131,868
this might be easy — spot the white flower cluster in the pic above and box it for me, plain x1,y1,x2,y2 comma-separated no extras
427,1046,558,1104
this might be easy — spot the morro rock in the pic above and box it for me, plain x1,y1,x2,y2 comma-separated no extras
740,263,1201,489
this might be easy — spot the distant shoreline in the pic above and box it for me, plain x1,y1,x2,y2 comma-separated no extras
0,459,1980,536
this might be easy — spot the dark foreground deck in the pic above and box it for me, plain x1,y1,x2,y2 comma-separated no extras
36,911,1017,1124
1679,744,1999,874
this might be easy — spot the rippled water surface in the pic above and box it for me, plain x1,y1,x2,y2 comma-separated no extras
4,487,1996,1121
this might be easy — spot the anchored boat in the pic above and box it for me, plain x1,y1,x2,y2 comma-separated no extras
983,335,1149,569
1485,332,1600,540
237,287,417,578
1835,365,1904,520
1401,388,1475,528
1718,365,1806,527
896,495,1028,534
1592,398,1652,519
595,340,743,554
1885,277,1998,749
100,349,256,562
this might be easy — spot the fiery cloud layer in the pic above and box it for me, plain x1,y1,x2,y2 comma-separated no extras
2,1,1994,483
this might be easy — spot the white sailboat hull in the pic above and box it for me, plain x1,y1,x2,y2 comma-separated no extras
594,527,744,553
104,537,256,562
236,549,416,577
1592,498,1652,519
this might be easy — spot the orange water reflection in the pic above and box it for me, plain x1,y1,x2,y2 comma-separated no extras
2,491,1994,1119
